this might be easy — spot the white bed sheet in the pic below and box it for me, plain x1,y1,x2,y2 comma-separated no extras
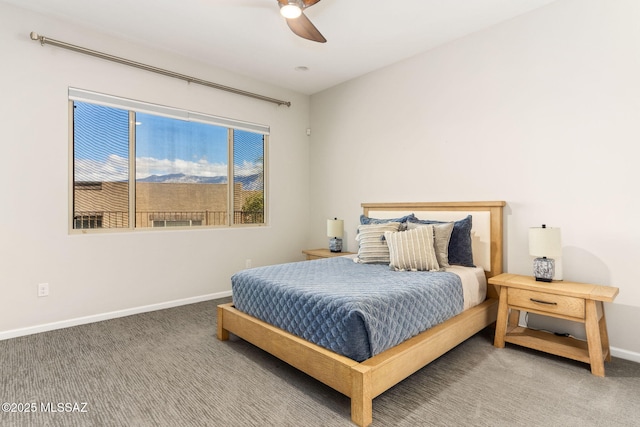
447,265,487,310
338,253,486,311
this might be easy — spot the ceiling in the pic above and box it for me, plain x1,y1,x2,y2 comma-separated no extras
5,0,558,95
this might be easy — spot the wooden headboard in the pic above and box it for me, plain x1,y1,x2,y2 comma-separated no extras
361,201,506,288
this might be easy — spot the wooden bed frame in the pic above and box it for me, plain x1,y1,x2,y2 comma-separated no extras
217,201,505,426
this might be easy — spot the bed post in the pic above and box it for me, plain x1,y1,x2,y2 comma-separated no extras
351,365,373,427
217,303,230,341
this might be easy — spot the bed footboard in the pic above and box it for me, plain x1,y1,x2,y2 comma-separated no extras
217,299,498,427
218,302,375,425
217,303,360,396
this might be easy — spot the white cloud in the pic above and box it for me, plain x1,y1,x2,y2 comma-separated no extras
75,155,262,181
75,154,128,182
136,156,227,179
234,159,263,177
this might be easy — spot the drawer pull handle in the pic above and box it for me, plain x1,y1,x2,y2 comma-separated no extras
530,298,557,306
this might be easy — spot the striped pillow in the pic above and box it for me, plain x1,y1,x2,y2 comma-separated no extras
407,221,454,268
355,222,401,264
384,225,440,272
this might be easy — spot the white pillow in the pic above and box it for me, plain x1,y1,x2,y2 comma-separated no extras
384,225,440,272
355,222,401,264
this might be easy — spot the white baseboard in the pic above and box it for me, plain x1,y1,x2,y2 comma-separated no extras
0,291,232,341
611,347,640,364
4,294,639,365
526,313,640,364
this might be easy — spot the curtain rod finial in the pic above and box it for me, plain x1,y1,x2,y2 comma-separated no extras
30,32,44,45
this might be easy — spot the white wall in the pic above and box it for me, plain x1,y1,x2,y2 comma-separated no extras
309,0,640,359
3,0,638,362
0,3,311,336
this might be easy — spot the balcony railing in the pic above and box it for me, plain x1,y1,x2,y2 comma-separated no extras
74,210,264,229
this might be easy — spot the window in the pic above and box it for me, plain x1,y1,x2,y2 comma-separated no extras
70,88,268,231
74,213,103,229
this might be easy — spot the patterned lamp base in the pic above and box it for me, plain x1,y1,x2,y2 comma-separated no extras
533,257,555,282
329,237,343,253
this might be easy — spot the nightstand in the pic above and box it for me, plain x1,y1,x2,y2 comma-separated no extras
489,273,619,377
302,248,354,260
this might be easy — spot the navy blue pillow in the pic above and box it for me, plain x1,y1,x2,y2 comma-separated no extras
407,215,474,267
360,213,416,225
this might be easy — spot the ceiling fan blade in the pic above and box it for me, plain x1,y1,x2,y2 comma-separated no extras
286,12,326,43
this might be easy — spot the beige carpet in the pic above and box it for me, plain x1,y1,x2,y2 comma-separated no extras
1,297,638,426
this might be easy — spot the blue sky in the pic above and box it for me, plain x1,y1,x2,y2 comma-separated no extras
74,102,261,182
135,112,228,179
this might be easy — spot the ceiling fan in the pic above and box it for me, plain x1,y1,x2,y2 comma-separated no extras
277,0,327,43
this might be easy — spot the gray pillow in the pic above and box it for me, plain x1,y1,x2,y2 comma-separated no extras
408,215,474,267
407,221,454,268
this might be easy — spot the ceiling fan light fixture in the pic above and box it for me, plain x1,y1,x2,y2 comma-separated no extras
277,0,326,43
280,3,302,19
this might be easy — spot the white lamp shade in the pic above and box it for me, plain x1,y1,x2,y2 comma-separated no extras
327,219,344,238
529,226,562,258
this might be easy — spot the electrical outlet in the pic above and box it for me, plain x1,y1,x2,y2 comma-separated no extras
38,283,49,297
245,259,252,268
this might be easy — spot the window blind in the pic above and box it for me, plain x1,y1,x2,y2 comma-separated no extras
68,88,270,135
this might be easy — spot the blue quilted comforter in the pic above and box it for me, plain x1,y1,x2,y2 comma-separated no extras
231,257,464,362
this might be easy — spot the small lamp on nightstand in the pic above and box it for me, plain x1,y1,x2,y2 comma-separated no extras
529,224,562,282
327,218,344,252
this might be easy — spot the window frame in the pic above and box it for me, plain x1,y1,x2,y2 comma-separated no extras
68,88,269,234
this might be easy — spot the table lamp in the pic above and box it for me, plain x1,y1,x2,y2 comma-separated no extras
529,224,562,282
327,218,344,252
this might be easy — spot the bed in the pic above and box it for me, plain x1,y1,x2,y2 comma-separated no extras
217,201,505,426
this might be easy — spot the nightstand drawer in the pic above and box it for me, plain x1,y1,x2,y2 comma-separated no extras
508,288,585,320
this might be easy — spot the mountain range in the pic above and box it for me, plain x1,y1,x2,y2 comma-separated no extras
138,173,262,190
